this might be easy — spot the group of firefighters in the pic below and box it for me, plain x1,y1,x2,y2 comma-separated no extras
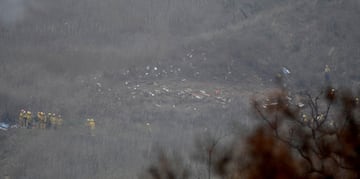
17,109,96,135
18,109,63,129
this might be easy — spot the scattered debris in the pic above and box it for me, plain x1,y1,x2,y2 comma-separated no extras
297,102,305,108
199,90,210,97
162,87,170,93
282,67,291,75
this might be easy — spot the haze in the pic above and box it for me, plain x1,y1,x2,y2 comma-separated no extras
0,0,360,178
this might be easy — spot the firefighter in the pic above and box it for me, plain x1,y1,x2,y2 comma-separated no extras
18,109,26,128
37,112,46,129
50,113,57,129
86,118,96,136
25,111,32,128
46,113,52,129
56,115,63,129
37,112,41,128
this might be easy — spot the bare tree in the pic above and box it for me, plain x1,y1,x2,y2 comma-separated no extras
143,86,360,179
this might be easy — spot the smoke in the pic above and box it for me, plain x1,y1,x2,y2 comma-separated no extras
0,0,26,26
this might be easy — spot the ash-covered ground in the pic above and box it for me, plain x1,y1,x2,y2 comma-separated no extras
1,0,360,178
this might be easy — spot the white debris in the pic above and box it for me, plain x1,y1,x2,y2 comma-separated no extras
184,88,192,93
96,82,102,88
177,90,186,96
269,102,278,106
200,90,210,97
282,67,291,75
154,67,158,71
193,94,203,100
162,87,170,93
297,102,305,108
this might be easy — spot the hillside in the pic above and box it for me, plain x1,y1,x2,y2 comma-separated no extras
0,0,360,178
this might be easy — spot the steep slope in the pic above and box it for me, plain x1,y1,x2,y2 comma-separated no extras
1,0,360,178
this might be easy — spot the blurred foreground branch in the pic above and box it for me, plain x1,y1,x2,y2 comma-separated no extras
142,85,360,179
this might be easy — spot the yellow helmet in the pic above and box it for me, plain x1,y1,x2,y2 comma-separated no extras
48,113,52,116
27,111,31,114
